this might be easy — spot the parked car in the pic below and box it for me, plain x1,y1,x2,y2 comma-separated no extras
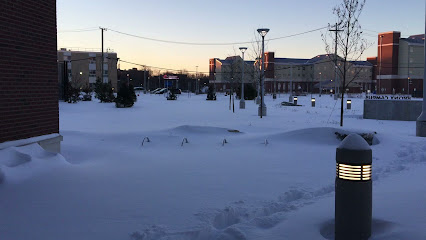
150,88,161,94
155,88,167,94
170,88,182,94
82,94,92,101
134,87,144,91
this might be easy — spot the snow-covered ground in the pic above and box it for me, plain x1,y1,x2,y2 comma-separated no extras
0,93,425,240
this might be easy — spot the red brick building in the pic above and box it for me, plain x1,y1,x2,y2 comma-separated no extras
0,0,62,152
369,31,424,97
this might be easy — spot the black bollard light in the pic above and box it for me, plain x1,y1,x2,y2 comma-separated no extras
311,98,315,107
335,133,372,240
347,99,352,110
293,96,298,105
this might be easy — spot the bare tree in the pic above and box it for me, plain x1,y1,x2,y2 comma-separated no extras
249,31,264,97
322,0,370,126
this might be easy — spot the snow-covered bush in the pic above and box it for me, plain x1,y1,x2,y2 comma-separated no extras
94,78,115,103
115,83,135,108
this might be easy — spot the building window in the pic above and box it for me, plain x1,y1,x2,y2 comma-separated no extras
409,58,414,63
104,70,108,75
410,47,414,53
89,70,96,77
303,67,305,70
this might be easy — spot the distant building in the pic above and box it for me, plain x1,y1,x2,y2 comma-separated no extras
209,53,373,93
118,68,148,90
0,0,62,152
209,57,257,91
369,31,424,97
58,49,118,97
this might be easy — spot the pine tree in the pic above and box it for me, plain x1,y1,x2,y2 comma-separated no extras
115,82,135,107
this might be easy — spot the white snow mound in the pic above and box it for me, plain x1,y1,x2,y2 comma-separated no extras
0,143,69,184
170,125,243,135
268,127,342,145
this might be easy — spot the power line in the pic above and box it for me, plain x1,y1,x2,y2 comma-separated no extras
58,27,99,33
268,26,328,41
108,26,328,46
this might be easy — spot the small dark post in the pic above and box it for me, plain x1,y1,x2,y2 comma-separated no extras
293,96,298,105
347,99,352,109
311,98,315,107
335,134,372,240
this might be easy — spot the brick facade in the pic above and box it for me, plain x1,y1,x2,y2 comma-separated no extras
0,0,59,143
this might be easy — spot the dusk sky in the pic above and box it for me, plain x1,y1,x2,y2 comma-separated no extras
57,0,425,74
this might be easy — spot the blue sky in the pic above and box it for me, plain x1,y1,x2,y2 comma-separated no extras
57,0,425,73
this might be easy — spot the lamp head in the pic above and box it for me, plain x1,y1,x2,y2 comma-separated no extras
239,47,248,53
257,28,270,37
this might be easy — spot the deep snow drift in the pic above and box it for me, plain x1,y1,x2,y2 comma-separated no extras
0,93,425,240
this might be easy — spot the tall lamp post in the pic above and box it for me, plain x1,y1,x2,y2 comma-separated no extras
256,57,261,105
239,47,247,109
257,28,269,118
416,8,426,137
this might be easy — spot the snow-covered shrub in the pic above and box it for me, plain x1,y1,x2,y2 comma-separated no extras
115,83,135,108
94,78,115,103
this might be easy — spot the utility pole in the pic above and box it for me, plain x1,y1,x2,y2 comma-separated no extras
329,24,343,100
143,66,147,94
195,66,198,94
100,27,107,83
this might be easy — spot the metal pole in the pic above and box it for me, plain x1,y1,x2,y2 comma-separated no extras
259,35,266,117
143,66,147,94
289,64,293,102
256,59,261,105
416,6,426,137
408,45,411,95
100,27,107,83
379,35,383,94
195,66,198,94
240,49,246,109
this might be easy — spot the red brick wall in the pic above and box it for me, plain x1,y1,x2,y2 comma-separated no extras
264,52,275,78
377,32,400,76
0,0,58,143
209,58,216,80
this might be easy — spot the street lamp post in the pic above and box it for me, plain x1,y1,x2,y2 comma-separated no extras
256,58,261,104
416,8,426,137
378,35,384,94
239,47,247,109
257,28,269,118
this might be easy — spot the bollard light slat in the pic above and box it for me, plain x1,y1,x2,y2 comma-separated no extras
336,163,372,181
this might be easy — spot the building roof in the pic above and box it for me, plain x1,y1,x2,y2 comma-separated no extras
401,34,425,45
351,61,373,66
306,54,338,64
274,58,310,64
